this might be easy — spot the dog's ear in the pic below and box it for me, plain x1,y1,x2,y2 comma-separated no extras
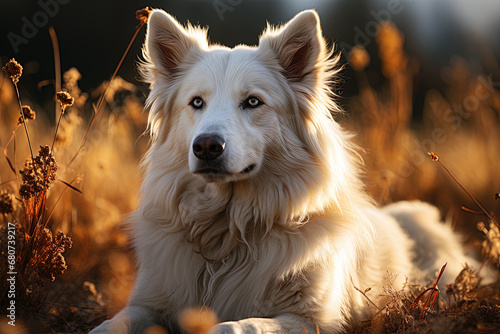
145,10,207,74
259,10,326,80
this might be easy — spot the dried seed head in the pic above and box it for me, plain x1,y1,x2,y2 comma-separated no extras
18,105,36,124
19,145,59,199
56,91,74,111
446,265,480,300
28,228,72,283
428,152,439,161
63,67,82,90
54,230,73,252
2,59,23,84
19,161,40,199
349,45,370,72
481,222,500,266
136,7,152,25
477,221,487,233
0,191,14,215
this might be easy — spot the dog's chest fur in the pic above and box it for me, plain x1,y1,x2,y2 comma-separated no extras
196,244,309,321
175,184,313,319
136,177,333,322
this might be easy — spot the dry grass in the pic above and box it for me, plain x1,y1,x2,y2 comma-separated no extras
0,14,499,334
344,21,500,333
0,9,151,331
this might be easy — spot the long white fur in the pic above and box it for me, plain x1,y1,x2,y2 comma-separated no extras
90,9,484,334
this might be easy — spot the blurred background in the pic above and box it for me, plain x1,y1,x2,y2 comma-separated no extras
1,0,500,333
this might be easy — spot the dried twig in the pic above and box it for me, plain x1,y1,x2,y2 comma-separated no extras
68,9,150,167
428,152,498,228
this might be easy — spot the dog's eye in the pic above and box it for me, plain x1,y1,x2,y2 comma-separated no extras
243,96,263,109
189,97,204,109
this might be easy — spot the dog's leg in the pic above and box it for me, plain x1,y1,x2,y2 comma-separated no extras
89,305,155,334
208,314,328,334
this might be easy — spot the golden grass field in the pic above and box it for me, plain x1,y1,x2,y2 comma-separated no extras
1,10,499,334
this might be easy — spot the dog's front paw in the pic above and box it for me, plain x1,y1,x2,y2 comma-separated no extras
208,322,239,334
208,321,264,334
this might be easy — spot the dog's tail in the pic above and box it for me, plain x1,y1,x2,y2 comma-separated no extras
382,201,491,287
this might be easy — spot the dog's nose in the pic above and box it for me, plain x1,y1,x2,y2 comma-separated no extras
192,134,225,160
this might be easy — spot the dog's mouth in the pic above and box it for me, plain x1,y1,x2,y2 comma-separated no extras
240,164,256,174
194,168,226,175
193,163,257,182
193,164,228,176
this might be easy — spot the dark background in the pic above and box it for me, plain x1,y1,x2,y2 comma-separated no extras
1,0,499,114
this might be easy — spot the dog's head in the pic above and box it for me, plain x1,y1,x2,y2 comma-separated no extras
141,9,342,186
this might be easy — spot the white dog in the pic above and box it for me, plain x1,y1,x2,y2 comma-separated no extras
90,9,483,334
